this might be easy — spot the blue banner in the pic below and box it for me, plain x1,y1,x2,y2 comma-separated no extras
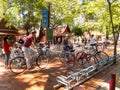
42,8,48,28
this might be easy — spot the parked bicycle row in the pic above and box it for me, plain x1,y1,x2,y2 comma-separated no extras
0,42,109,74
0,33,109,74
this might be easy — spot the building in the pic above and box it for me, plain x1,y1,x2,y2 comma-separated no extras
0,19,21,43
0,19,20,36
53,25,72,44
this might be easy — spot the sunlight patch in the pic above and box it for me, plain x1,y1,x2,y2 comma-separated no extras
25,85,44,90
98,82,120,90
15,74,49,84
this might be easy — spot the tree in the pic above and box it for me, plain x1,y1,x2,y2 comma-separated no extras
106,0,118,64
4,0,45,35
72,26,83,37
0,0,7,20
2,0,120,42
45,0,80,29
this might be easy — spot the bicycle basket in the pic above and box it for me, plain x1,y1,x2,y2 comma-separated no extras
11,48,24,58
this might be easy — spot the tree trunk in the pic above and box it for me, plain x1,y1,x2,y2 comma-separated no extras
106,26,109,39
87,30,91,37
38,26,44,41
24,27,29,36
107,0,116,64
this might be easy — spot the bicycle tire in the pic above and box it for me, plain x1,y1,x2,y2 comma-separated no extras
10,57,26,74
36,55,49,69
95,51,109,63
88,54,98,65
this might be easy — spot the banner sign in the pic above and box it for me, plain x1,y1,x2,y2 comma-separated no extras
42,8,48,28
47,29,53,41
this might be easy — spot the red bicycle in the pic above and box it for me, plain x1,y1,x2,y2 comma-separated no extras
59,48,96,68
59,44,109,68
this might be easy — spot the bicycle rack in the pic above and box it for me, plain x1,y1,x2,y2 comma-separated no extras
53,53,120,90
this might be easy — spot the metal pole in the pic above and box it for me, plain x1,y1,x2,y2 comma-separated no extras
47,2,51,28
47,2,52,44
109,74,116,90
46,2,50,41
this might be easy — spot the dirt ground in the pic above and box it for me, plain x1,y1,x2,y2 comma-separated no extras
0,46,120,90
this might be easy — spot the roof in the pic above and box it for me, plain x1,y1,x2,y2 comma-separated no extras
0,19,20,36
53,25,72,37
0,29,20,36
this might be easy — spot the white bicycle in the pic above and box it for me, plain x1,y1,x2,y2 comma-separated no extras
9,47,49,74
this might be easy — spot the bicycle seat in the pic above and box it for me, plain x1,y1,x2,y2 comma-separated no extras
84,46,88,49
76,45,81,47
70,49,75,52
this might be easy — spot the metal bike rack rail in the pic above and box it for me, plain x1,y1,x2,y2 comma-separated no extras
53,53,120,90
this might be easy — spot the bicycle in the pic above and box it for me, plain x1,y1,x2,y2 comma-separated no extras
45,45,62,59
9,47,49,74
59,47,96,68
59,43,109,68
38,43,62,60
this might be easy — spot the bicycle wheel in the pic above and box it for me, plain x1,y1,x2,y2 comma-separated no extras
59,51,75,67
10,57,26,74
88,54,98,65
95,51,109,63
36,55,49,69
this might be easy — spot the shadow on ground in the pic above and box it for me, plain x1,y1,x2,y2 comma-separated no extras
0,57,70,90
0,47,120,90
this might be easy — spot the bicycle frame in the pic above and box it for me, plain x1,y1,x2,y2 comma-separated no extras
26,47,42,62
64,50,88,62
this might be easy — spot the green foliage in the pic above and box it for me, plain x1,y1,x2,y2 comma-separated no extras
0,0,7,20
72,26,83,36
45,0,80,28
75,0,120,37
3,0,45,34
1,0,120,37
